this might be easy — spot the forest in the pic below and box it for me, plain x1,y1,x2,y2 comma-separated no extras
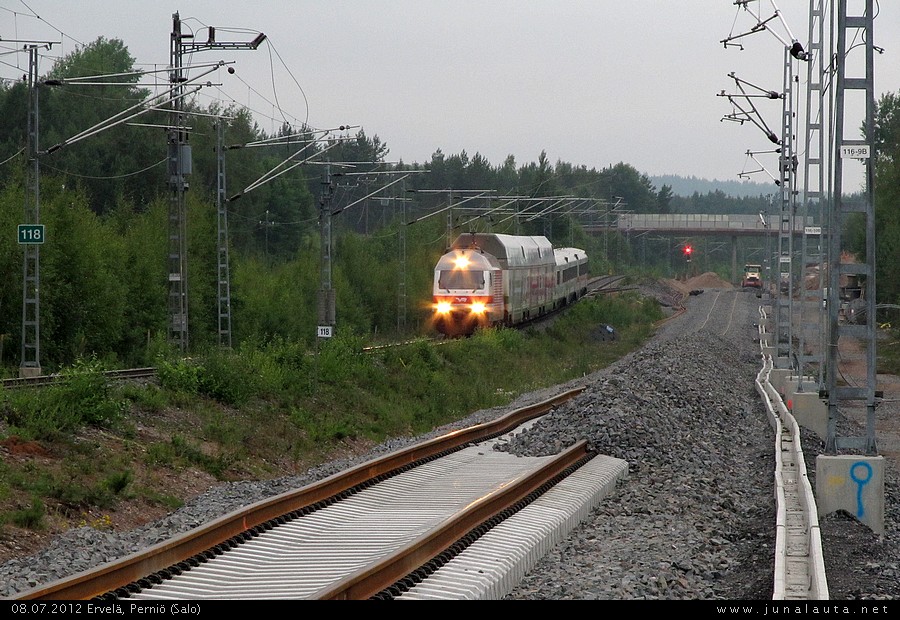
0,37,897,374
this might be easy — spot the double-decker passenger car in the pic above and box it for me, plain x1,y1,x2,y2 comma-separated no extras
431,233,588,337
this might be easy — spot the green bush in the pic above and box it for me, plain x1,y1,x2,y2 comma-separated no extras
51,483,110,510
103,470,134,496
288,404,358,445
54,356,126,427
0,356,126,439
9,497,46,530
195,349,257,406
156,357,201,394
143,434,234,479
118,383,168,412
316,334,368,385
144,441,177,467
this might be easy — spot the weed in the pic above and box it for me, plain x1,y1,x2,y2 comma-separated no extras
135,488,183,511
103,470,134,496
10,497,46,530
144,442,177,467
156,357,201,394
77,513,113,530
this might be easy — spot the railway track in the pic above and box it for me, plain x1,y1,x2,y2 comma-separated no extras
2,277,627,382
0,367,156,390
5,285,834,600
12,388,628,601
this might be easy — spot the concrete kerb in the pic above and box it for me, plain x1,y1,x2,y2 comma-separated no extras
757,309,829,599
757,304,883,582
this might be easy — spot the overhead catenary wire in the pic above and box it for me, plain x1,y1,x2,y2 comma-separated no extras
723,0,809,61
42,61,229,154
229,137,349,200
40,157,167,180
718,72,782,144
739,148,782,185
331,173,417,217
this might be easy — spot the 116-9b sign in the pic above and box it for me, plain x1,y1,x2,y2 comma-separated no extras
17,224,45,245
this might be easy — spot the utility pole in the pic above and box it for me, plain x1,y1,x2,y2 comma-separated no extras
774,45,798,369
798,0,830,390
168,12,265,353
320,167,423,339
318,165,336,341
826,0,878,456
19,44,45,378
215,119,232,348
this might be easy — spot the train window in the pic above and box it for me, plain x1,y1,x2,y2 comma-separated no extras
439,269,484,290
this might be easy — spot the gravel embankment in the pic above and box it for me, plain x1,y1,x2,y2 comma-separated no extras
2,284,898,600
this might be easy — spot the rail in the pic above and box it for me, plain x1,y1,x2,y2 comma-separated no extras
314,440,593,600
0,367,157,390
12,387,586,600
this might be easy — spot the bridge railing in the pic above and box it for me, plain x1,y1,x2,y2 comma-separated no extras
605,213,816,233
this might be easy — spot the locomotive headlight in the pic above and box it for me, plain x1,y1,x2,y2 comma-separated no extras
470,302,486,314
454,254,470,269
436,301,451,314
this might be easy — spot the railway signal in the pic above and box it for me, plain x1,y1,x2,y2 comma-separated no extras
683,244,693,262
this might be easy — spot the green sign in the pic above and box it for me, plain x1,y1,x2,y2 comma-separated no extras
18,224,45,245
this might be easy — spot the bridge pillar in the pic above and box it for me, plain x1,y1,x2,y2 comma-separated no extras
731,235,738,285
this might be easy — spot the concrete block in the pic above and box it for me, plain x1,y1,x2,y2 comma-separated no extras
787,389,827,440
815,455,884,535
769,368,793,394
18,366,42,379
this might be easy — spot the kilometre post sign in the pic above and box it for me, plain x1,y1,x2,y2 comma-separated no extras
17,224,45,244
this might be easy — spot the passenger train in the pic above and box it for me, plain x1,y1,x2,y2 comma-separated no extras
431,233,589,337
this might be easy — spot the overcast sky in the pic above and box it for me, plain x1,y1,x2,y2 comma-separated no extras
2,1,898,192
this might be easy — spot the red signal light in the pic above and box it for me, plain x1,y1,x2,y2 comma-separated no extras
684,245,693,255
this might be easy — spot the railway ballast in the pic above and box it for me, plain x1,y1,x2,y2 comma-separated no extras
1,281,898,600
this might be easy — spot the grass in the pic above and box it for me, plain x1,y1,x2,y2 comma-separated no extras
0,292,663,535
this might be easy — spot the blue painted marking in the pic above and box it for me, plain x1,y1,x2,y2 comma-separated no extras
850,461,873,518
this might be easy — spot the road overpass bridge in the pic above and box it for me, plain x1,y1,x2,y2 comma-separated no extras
599,213,816,236
584,213,820,283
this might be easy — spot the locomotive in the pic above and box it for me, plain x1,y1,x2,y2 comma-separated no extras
431,232,589,337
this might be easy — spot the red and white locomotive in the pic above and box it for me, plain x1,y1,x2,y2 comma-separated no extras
431,233,589,337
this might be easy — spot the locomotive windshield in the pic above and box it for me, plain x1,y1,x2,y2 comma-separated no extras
438,269,484,291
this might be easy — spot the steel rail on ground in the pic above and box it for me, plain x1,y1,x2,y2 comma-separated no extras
12,387,585,601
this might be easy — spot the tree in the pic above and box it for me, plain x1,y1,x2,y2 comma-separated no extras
40,37,163,215
656,184,674,213
33,180,128,365
871,92,900,305
601,163,657,213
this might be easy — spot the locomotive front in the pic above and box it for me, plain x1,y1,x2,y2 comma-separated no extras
431,248,502,337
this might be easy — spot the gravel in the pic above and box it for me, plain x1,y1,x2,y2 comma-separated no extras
2,282,898,600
